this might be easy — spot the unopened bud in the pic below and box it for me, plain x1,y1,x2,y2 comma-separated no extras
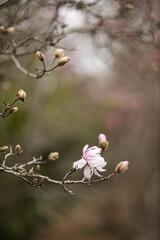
115,161,129,173
36,51,45,62
18,167,26,173
48,152,59,161
12,107,18,113
15,144,21,152
58,56,70,66
125,4,134,9
7,27,14,34
28,167,34,175
98,133,108,151
54,49,64,59
0,146,9,152
17,89,26,100
0,26,7,34
35,165,40,172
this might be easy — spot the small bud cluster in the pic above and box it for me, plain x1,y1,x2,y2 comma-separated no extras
35,48,70,77
0,144,23,155
54,48,70,66
0,26,14,34
0,90,26,120
98,133,129,174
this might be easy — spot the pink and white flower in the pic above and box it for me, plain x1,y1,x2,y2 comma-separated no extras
73,145,107,180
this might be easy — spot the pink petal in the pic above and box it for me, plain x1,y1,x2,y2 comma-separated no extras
83,144,89,155
73,159,86,169
93,168,103,177
98,133,107,143
84,166,93,180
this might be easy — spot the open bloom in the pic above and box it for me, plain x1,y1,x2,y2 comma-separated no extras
73,145,107,180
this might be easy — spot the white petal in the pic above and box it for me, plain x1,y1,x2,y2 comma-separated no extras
96,166,106,172
83,144,89,155
86,148,101,157
93,168,103,177
88,157,106,168
84,166,92,180
73,159,86,169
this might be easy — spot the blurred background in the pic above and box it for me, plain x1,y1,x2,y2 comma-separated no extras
0,0,160,240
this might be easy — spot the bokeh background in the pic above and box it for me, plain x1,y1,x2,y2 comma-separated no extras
0,0,160,240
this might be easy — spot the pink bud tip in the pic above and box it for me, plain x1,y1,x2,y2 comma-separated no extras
98,133,107,143
123,161,129,166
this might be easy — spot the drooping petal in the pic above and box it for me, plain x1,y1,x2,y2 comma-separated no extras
84,165,93,180
93,168,103,177
96,166,106,172
73,159,86,169
83,144,89,155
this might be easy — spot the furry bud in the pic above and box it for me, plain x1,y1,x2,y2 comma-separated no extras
115,161,129,173
98,134,108,151
48,152,59,161
17,89,26,100
35,165,40,172
0,146,9,152
54,49,64,59
15,144,21,152
36,51,45,62
58,56,70,66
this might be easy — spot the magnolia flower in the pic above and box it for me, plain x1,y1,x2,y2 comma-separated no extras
73,145,107,180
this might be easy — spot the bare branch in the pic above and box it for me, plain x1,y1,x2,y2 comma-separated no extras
0,143,123,195
0,94,24,120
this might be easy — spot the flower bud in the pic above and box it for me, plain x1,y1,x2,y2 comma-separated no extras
12,107,18,113
115,161,129,173
98,133,108,151
58,56,70,66
7,27,14,34
54,49,64,59
28,167,34,175
17,89,26,100
0,26,7,34
35,165,40,172
15,144,21,152
0,146,9,152
18,167,26,173
48,152,59,161
125,4,134,9
36,51,45,62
